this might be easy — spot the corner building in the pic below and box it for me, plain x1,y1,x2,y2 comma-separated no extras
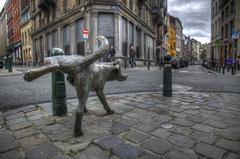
30,0,156,65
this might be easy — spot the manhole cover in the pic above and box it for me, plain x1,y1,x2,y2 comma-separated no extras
161,123,173,129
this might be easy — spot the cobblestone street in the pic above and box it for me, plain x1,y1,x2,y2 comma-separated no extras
0,91,239,159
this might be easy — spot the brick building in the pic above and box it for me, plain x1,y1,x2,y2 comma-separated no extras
6,0,14,58
30,0,156,66
12,0,22,64
21,0,32,65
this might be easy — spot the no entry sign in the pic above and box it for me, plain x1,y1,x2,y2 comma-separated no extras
83,28,89,40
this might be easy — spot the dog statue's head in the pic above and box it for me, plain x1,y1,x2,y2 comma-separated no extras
112,62,128,81
98,62,127,81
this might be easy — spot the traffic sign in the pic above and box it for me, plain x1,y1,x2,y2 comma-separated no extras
83,28,89,40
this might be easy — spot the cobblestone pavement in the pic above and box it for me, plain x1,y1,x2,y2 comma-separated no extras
0,92,240,159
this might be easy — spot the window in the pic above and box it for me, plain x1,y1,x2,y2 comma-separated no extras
122,17,127,56
76,19,84,55
122,0,126,5
130,0,133,10
47,33,52,56
64,0,68,13
63,25,71,55
221,11,224,21
225,24,228,38
98,14,114,61
52,30,58,48
129,22,134,46
77,0,83,5
230,1,234,13
230,20,234,36
226,6,228,17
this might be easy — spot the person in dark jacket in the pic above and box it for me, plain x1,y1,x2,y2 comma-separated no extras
129,45,136,68
109,45,116,62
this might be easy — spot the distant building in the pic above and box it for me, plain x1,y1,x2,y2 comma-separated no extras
20,0,32,66
191,38,201,63
167,14,176,57
0,6,8,59
152,0,168,64
182,35,191,61
200,43,211,62
5,0,14,60
174,17,183,60
211,0,240,65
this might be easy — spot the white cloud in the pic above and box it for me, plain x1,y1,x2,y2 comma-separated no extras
168,0,211,43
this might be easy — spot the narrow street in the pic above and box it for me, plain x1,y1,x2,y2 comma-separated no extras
0,65,240,111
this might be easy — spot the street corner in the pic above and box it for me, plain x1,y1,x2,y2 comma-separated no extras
0,92,240,159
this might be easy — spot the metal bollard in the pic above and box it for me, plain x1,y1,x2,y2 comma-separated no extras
50,48,67,116
163,55,172,97
231,65,235,75
147,59,150,70
218,65,221,73
222,66,225,74
7,56,13,72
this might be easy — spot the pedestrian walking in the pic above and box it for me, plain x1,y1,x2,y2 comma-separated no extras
237,56,240,70
129,45,136,68
109,45,116,62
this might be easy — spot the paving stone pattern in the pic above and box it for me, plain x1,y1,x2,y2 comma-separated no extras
0,92,240,159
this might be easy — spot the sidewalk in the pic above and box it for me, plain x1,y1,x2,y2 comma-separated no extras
0,69,22,77
205,66,240,77
0,91,239,159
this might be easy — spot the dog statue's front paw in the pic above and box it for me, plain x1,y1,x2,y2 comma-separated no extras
107,110,115,115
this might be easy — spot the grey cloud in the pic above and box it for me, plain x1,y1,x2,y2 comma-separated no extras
168,0,211,43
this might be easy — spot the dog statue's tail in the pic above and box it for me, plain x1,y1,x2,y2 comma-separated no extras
81,35,109,68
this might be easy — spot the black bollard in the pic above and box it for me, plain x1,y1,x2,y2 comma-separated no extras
232,65,234,75
163,55,172,97
222,66,225,74
50,48,67,116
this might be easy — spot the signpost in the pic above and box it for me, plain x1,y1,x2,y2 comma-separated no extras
83,28,89,40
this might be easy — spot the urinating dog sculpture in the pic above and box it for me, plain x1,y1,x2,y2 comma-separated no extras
23,36,127,136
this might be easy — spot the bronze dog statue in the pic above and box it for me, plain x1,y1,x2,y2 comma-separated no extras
24,36,127,136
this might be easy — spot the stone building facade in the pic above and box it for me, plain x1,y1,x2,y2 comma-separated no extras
182,35,192,61
21,0,32,65
30,0,156,66
0,7,8,59
152,0,167,64
211,0,239,65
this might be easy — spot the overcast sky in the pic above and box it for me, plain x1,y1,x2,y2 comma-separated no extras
168,0,211,44
0,0,211,43
0,0,6,11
